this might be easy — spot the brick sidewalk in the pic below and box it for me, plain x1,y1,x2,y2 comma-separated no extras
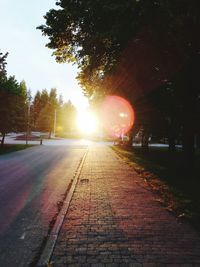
51,147,200,267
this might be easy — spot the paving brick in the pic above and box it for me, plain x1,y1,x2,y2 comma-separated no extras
51,147,200,266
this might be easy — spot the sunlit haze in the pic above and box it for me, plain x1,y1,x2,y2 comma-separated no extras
0,0,88,111
76,110,98,134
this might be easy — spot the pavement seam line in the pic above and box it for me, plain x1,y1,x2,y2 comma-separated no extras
36,148,89,267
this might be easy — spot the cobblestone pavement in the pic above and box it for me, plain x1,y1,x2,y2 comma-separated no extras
51,146,200,267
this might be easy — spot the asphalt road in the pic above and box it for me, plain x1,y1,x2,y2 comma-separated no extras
0,144,87,267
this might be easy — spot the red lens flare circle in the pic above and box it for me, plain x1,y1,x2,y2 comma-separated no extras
100,95,135,137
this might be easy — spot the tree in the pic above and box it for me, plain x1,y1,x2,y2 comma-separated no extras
0,77,28,146
39,1,200,166
0,52,29,146
36,88,58,138
16,81,28,133
34,90,77,137
57,100,77,134
0,51,8,81
172,55,200,167
36,104,53,135
38,1,199,81
31,90,41,129
32,89,49,131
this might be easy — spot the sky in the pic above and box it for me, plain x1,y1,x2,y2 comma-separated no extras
0,0,88,110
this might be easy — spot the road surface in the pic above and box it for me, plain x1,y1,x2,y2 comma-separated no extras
0,143,87,266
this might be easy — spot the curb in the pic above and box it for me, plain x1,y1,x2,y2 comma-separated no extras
36,149,88,267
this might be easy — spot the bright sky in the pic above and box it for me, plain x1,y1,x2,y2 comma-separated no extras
0,0,88,110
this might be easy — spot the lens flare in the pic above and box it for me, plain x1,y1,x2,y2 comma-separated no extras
100,95,134,137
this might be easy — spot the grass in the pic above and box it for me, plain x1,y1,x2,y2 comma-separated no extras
0,144,35,155
112,145,200,231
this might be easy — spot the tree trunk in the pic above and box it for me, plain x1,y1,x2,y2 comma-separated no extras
181,92,195,173
127,128,134,147
168,124,176,153
141,130,149,151
1,133,6,147
168,136,176,153
195,134,200,149
167,117,177,153
182,118,195,172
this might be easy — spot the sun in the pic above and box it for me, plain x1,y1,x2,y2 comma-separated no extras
76,110,98,134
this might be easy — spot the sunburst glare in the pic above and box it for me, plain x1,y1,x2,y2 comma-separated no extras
76,110,98,134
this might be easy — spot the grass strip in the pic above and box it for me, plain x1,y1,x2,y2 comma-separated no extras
0,144,35,155
112,145,200,232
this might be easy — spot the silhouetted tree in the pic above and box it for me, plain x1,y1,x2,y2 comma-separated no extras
0,77,28,146
39,1,200,166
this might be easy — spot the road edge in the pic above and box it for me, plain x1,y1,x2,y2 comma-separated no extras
36,148,88,267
